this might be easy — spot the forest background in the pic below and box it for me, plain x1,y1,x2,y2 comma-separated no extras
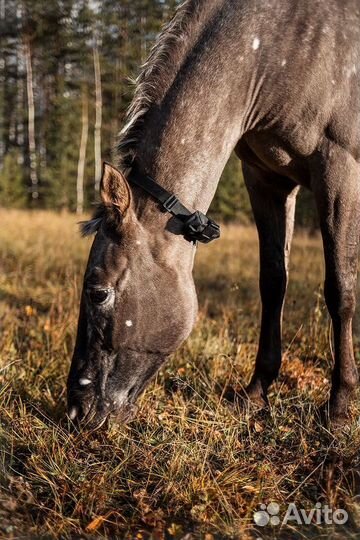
0,0,316,226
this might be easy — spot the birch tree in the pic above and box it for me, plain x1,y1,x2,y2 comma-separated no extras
0,0,5,167
76,83,88,214
24,35,38,199
93,34,102,193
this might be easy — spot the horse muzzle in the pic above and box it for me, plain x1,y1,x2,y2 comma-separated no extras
67,376,138,430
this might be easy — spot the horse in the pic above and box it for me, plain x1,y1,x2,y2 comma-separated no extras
67,0,360,429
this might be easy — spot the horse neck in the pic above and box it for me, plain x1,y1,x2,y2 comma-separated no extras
125,2,258,232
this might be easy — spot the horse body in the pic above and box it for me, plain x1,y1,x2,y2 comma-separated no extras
68,0,360,428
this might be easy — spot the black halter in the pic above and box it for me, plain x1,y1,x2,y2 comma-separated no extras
128,164,220,244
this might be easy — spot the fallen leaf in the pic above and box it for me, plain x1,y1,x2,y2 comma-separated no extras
25,305,36,317
85,511,113,532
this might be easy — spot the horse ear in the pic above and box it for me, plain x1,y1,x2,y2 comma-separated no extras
100,162,131,215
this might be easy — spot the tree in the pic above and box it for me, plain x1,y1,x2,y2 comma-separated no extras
93,33,102,193
76,83,89,214
23,34,38,199
0,149,26,207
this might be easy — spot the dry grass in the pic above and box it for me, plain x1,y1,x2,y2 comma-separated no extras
1,209,360,539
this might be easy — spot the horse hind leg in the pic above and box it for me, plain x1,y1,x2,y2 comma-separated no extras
312,143,360,425
242,163,299,409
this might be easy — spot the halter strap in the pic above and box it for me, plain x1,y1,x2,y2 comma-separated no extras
128,163,220,244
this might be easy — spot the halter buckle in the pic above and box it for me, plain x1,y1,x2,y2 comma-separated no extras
163,194,180,213
183,211,220,244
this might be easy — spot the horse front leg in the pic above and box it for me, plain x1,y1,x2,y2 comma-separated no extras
312,144,360,425
243,163,299,408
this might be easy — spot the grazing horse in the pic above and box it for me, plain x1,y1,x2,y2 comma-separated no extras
67,0,360,429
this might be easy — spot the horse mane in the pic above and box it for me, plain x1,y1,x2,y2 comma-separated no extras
80,204,105,237
115,0,205,170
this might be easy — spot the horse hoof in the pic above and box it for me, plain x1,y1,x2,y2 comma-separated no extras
222,385,269,413
316,402,350,433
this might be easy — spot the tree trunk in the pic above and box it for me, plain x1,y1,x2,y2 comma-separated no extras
24,37,38,199
0,8,4,168
76,84,89,215
93,37,102,193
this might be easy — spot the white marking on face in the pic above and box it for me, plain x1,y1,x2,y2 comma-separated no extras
69,406,78,420
252,37,260,50
125,320,133,327
79,378,92,386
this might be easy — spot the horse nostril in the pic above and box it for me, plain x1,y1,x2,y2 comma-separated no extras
128,384,137,400
68,402,88,423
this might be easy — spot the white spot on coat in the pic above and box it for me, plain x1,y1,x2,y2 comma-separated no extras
125,320,133,327
69,406,78,420
281,59,287,67
79,378,92,386
252,37,260,50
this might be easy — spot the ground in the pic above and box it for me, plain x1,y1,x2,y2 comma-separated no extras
0,209,360,539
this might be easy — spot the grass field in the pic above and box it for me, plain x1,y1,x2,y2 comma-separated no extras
1,209,360,539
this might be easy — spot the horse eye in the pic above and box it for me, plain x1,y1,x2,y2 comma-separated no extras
87,288,110,305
